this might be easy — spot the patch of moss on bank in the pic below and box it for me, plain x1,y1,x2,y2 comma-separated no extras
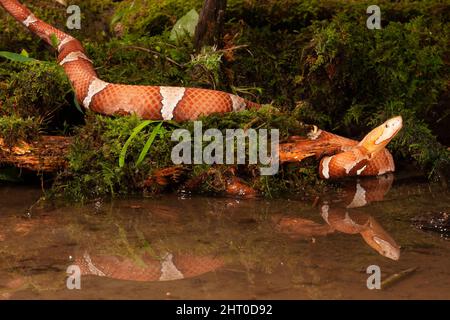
51,106,328,201
0,115,40,146
1,61,70,117
111,0,203,37
296,14,449,179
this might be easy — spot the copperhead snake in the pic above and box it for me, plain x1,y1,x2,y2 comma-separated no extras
0,0,403,180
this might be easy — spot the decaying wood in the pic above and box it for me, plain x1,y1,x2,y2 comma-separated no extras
0,135,71,172
0,133,343,173
278,138,345,163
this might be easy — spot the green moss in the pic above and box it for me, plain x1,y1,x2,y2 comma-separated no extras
111,0,203,37
0,115,40,146
51,106,329,201
227,0,449,30
296,14,449,179
1,0,448,197
84,33,192,86
51,113,175,201
2,61,70,117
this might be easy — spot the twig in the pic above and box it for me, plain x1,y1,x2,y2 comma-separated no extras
381,267,418,290
217,44,249,53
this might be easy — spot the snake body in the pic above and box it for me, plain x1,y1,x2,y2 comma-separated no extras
76,252,224,282
0,0,402,180
320,175,400,260
0,0,259,121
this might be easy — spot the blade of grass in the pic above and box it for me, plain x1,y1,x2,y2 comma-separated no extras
73,94,83,113
119,120,153,168
135,121,163,167
0,51,35,63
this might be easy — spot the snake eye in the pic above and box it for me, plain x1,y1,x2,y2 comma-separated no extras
385,124,388,128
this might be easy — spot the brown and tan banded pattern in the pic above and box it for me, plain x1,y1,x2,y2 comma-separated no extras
318,117,402,179
76,252,224,282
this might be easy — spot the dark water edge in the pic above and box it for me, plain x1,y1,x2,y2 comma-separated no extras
0,173,449,300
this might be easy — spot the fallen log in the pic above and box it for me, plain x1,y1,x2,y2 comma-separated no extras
0,135,72,172
0,132,347,174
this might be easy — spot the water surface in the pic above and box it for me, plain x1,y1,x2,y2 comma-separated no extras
0,174,449,299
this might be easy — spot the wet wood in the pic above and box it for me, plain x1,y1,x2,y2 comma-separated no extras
278,138,344,163
0,135,71,172
194,0,227,50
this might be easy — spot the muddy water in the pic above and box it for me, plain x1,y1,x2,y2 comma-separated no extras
0,174,449,300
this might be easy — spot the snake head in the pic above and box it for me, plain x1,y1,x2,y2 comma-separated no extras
360,217,401,260
358,116,403,157
372,236,401,261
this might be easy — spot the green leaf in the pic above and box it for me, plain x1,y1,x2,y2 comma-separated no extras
20,49,29,57
0,51,35,63
119,120,155,168
170,9,199,42
68,81,84,114
135,121,163,167
73,95,83,113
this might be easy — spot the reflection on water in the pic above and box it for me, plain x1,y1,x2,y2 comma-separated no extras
0,175,449,299
77,252,224,282
275,174,400,260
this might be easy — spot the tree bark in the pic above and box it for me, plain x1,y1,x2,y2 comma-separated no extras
0,135,71,172
194,0,227,51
